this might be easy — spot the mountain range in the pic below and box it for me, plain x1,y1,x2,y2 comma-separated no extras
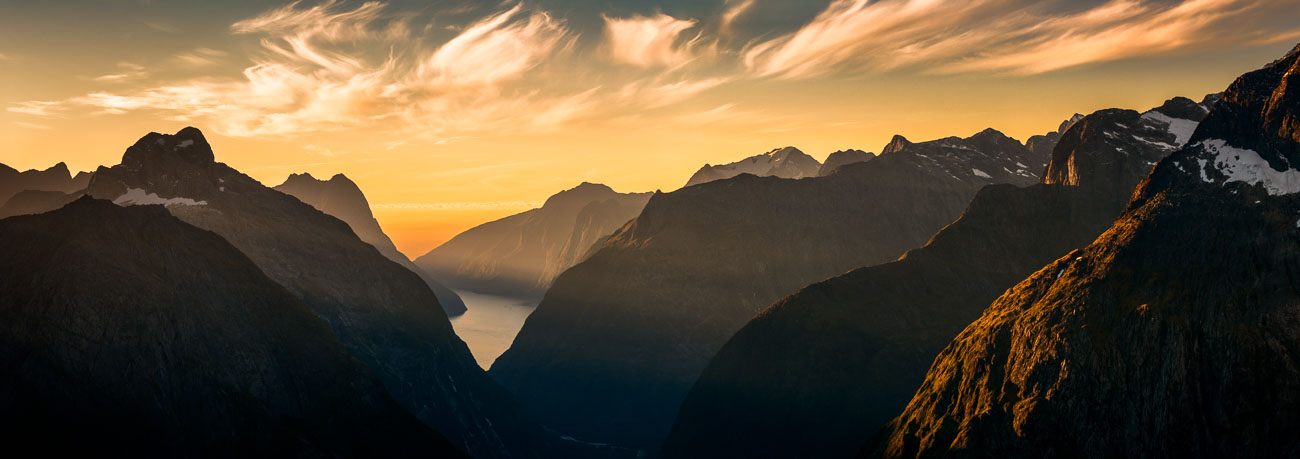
0,162,91,219
490,126,1057,451
76,127,604,458
274,172,467,315
416,182,652,297
660,96,1213,458
874,44,1300,457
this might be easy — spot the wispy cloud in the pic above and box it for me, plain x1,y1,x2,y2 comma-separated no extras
15,121,52,130
91,62,149,83
26,2,591,138
173,47,228,67
420,4,573,86
7,101,61,117
602,13,700,68
744,0,1300,78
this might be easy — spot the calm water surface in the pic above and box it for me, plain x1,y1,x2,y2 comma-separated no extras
448,289,539,369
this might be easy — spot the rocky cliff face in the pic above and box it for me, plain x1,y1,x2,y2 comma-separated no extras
684,146,823,187
0,161,90,208
416,182,652,297
875,46,1300,458
0,197,458,457
274,172,466,315
659,98,1207,459
81,127,588,459
819,149,877,176
490,128,1049,452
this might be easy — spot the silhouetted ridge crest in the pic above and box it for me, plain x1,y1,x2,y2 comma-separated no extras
122,126,215,169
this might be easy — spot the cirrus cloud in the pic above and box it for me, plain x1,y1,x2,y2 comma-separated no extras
744,0,1300,78
601,12,701,68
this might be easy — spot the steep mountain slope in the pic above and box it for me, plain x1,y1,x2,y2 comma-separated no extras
0,197,458,457
660,97,1209,459
684,146,822,187
274,172,466,315
876,45,1300,458
82,127,591,459
416,182,652,297
490,128,1050,451
0,162,90,206
819,149,876,176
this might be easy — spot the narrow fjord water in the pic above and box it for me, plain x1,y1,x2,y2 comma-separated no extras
448,289,539,369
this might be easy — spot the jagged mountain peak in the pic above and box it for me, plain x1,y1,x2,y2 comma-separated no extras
1150,95,1209,120
123,126,215,170
684,146,822,187
44,161,70,177
881,135,912,154
965,127,1024,153
1143,44,1300,199
1059,113,1085,134
970,127,1010,140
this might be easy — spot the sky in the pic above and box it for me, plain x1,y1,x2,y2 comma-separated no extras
3,0,1299,256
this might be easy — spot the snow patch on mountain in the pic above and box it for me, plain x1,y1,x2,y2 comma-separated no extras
1200,139,1300,195
972,168,991,179
1141,111,1198,146
685,146,821,187
113,187,207,207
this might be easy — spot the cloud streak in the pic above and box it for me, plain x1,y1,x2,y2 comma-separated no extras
744,0,1300,78
602,13,700,68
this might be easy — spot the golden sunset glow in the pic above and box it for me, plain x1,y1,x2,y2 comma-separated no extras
3,0,1299,255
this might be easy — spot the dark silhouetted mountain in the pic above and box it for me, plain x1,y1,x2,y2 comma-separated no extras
274,172,466,315
0,161,91,207
415,182,652,297
489,128,1050,452
875,46,1300,458
683,146,822,187
819,149,876,176
660,97,1209,459
81,127,602,459
0,189,83,219
0,197,460,457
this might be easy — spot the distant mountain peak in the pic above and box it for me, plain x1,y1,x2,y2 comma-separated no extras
1059,113,1085,134
544,182,620,207
882,135,912,154
971,127,1008,139
123,126,215,170
818,149,876,176
47,161,70,176
683,147,821,187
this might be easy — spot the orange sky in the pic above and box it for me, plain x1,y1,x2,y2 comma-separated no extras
3,0,1299,257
